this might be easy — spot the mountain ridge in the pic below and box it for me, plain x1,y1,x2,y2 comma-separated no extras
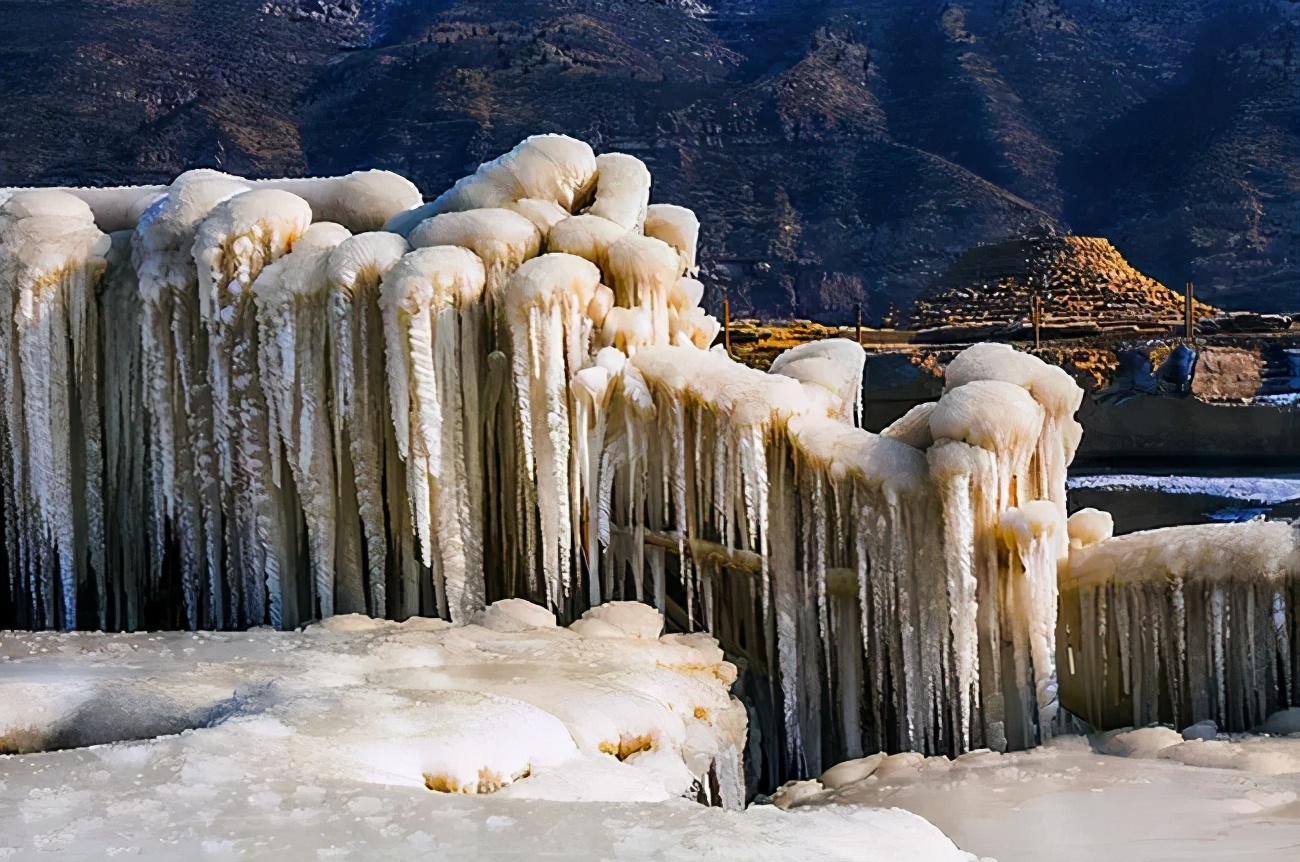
2,0,1295,320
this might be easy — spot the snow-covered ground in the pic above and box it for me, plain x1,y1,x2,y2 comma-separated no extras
0,605,972,861
787,732,1300,862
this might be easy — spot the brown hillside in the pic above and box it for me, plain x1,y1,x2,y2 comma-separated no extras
908,235,1218,335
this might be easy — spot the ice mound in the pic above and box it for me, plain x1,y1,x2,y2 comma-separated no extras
0,621,986,860
355,689,572,794
819,753,885,789
477,598,558,632
576,601,665,639
1094,726,1184,758
804,734,1300,861
1066,507,1113,548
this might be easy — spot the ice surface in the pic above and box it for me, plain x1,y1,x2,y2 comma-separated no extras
809,735,1300,862
1068,474,1300,505
0,610,974,861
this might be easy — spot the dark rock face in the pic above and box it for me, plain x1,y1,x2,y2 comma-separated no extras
2,0,1296,319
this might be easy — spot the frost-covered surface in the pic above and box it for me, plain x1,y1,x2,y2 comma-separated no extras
1067,474,1300,505
798,736,1300,862
0,611,973,861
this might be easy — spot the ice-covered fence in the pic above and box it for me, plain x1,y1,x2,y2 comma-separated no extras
1059,519,1300,732
0,136,1085,777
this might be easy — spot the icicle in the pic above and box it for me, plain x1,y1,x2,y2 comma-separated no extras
0,191,109,629
101,231,152,630
254,222,352,619
927,441,980,751
327,231,410,617
1062,520,1300,733
380,245,489,623
500,254,601,610
193,188,312,628
1000,501,1065,731
133,169,251,628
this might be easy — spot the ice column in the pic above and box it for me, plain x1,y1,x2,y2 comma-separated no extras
255,222,353,618
193,189,312,627
501,253,601,610
0,191,109,629
133,169,250,627
380,245,490,622
328,231,411,618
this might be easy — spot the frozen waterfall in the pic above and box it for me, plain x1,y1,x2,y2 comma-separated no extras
1,136,1091,780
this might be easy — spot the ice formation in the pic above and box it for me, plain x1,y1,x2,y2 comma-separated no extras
0,191,109,630
804,734,1300,862
326,230,411,618
0,135,1089,783
1059,520,1300,732
380,244,489,624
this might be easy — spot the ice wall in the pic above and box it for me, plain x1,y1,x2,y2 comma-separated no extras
1059,520,1300,732
0,137,1084,780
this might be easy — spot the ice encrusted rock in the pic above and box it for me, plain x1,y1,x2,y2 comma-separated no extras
1182,720,1218,741
1262,708,1300,737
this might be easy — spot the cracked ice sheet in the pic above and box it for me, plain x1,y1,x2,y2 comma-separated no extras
800,736,1300,862
0,619,972,861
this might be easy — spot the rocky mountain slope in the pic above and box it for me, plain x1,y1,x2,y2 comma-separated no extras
2,0,1296,320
